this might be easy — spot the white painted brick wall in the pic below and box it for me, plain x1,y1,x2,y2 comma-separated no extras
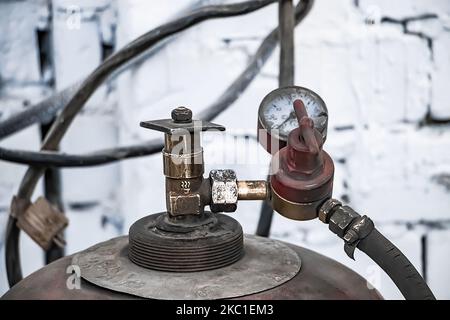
0,1,50,294
1,0,449,299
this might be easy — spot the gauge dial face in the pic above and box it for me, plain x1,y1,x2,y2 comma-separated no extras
258,86,328,143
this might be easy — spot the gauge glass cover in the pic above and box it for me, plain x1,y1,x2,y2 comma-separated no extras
258,86,328,144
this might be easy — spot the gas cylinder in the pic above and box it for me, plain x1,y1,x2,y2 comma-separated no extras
2,90,383,300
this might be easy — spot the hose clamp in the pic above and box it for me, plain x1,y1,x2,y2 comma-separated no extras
326,202,375,259
343,215,374,259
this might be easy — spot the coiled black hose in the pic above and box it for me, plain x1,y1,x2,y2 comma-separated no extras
358,228,435,300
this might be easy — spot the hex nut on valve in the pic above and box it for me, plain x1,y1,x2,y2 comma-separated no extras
171,106,192,123
319,199,342,223
209,169,238,213
328,205,360,238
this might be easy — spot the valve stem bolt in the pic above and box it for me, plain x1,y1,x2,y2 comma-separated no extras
171,106,192,123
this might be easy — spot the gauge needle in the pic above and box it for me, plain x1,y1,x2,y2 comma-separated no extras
276,110,296,130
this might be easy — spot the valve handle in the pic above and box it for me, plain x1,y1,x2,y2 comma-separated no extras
293,99,319,154
140,107,225,135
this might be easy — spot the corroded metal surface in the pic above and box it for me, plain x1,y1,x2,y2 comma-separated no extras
16,196,67,250
209,169,238,213
72,235,301,300
2,236,382,300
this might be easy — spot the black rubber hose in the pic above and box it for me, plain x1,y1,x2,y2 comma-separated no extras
0,0,314,169
0,1,207,140
357,228,435,300
322,200,435,300
0,140,163,167
0,83,81,140
41,120,65,264
5,218,21,287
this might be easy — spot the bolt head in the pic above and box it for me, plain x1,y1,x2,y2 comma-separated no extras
171,107,192,123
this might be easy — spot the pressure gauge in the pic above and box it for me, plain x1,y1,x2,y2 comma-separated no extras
257,86,328,154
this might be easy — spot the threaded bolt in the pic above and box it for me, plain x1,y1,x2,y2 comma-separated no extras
171,107,192,123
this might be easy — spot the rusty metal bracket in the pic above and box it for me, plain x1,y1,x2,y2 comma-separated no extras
16,197,68,250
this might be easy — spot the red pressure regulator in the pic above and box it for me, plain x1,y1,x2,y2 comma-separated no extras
257,86,334,220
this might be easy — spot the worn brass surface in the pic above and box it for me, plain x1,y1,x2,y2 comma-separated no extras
164,132,202,154
163,149,204,179
237,180,269,201
271,187,325,221
165,177,210,216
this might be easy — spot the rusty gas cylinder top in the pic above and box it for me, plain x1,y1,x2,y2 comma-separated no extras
1,236,382,300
